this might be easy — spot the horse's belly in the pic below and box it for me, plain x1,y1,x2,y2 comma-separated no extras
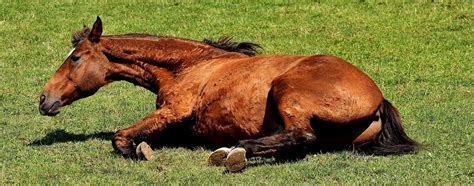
192,101,268,146
192,81,275,146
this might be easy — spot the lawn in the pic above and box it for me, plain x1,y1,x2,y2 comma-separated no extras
0,1,472,184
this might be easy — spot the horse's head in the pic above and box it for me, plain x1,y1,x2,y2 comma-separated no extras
39,17,109,116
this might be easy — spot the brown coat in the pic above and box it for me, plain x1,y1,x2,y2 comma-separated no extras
40,17,417,160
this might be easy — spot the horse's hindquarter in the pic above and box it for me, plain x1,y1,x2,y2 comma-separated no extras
275,55,384,124
269,55,384,145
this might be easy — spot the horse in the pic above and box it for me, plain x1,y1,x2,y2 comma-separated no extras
39,17,418,172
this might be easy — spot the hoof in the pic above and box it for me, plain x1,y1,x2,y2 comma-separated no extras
136,142,154,161
208,147,231,166
225,147,247,172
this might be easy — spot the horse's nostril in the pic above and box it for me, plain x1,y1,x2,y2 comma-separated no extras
39,94,46,104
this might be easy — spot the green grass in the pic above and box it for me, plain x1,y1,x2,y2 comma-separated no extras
1,1,472,184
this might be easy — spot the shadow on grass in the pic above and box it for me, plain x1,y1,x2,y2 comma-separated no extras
222,155,318,174
28,129,114,146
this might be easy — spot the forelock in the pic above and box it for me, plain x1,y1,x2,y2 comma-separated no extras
71,26,91,47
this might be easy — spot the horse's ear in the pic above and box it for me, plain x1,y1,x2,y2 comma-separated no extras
88,16,102,43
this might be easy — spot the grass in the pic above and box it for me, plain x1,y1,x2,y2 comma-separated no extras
0,1,472,184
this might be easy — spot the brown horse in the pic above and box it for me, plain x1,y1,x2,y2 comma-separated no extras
39,17,418,172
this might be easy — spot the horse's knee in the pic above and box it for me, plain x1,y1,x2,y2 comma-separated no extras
112,130,136,158
112,130,129,145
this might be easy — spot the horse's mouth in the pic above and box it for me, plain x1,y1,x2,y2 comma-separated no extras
39,101,61,116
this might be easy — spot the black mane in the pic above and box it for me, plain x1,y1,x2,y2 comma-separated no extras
71,27,262,56
203,37,262,56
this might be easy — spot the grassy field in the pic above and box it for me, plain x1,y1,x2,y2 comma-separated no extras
0,1,472,184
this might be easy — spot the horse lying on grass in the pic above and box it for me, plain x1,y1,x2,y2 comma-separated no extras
39,17,418,172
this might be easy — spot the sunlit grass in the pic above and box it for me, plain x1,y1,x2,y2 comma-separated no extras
0,1,472,184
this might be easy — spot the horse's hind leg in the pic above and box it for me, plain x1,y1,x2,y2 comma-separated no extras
216,86,317,172
208,129,314,168
238,127,316,158
219,128,316,172
237,81,319,158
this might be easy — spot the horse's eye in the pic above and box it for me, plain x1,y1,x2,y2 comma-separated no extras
70,55,80,62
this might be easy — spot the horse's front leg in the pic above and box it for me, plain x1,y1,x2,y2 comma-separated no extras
112,107,191,159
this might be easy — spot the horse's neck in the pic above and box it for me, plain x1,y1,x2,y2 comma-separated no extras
101,36,231,93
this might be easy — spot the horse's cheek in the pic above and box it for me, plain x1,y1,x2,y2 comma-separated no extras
75,62,106,91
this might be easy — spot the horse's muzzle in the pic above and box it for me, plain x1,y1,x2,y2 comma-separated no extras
39,93,61,116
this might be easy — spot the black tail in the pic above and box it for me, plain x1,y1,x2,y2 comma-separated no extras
357,99,419,155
